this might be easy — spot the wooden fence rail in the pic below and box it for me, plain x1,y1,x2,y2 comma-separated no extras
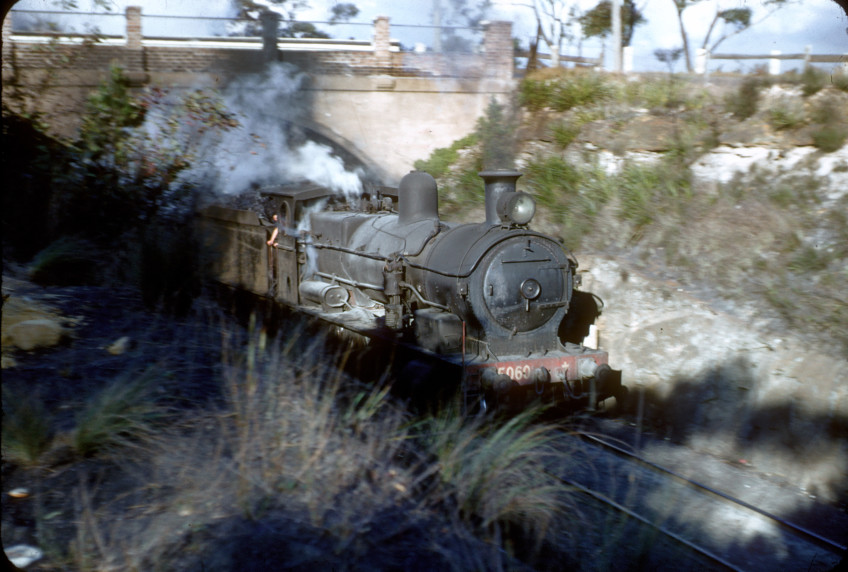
703,46,847,75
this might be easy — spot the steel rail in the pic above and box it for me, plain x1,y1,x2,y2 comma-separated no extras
553,473,743,572
576,432,848,556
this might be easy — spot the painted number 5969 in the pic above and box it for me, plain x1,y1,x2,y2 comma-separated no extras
498,364,532,381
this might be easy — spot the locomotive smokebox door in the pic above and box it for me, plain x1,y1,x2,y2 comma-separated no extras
414,309,463,354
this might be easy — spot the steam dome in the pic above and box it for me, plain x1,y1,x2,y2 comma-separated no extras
398,170,439,224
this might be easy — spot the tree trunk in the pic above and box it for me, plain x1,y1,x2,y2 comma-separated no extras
675,6,693,72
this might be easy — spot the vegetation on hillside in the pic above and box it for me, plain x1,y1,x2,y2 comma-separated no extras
416,67,848,355
3,65,238,313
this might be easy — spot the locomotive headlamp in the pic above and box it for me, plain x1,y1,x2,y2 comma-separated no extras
496,191,536,225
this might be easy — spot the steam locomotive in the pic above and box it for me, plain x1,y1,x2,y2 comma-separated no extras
201,169,625,413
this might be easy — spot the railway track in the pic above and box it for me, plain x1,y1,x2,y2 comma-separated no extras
550,427,847,571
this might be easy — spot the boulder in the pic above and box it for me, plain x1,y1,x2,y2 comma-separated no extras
5,318,65,351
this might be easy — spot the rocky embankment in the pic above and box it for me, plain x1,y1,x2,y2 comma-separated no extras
581,255,847,503
517,80,848,503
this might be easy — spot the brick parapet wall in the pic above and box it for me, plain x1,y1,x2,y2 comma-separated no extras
3,9,512,81
125,6,142,50
482,21,513,79
2,9,513,142
3,42,500,79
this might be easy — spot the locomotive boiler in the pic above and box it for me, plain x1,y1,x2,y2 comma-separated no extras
201,169,625,412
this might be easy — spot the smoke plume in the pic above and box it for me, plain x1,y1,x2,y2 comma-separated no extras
180,63,365,200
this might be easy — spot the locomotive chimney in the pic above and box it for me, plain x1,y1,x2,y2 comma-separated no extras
480,170,522,226
398,170,439,224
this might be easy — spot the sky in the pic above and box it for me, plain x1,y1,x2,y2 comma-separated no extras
8,0,848,72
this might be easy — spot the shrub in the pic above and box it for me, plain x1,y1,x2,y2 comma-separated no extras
812,124,848,152
519,70,613,112
800,65,827,97
5,66,240,259
616,160,690,227
767,99,806,130
454,166,486,203
832,69,848,92
552,121,581,149
413,134,477,179
73,370,162,457
523,157,610,248
725,76,767,119
1,387,52,465
138,221,201,315
415,407,570,546
1,109,70,260
523,156,581,211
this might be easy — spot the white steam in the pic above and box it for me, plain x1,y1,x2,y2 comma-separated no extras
180,63,364,199
287,141,364,202
295,199,328,279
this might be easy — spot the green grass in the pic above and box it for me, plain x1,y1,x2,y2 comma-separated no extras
768,101,806,130
788,245,831,273
519,69,614,112
1,387,53,465
622,76,688,110
552,121,581,149
72,369,162,457
521,154,691,246
412,404,570,547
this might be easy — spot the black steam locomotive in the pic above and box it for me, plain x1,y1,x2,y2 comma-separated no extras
201,169,624,412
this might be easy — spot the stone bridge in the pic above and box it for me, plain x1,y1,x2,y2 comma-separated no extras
2,7,515,183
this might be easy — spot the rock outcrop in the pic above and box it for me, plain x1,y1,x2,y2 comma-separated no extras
1,279,73,364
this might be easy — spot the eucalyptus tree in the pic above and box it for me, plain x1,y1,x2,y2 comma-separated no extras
670,0,793,72
578,0,646,47
522,0,582,67
229,0,359,38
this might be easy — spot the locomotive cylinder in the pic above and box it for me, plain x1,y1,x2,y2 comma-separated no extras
299,280,348,309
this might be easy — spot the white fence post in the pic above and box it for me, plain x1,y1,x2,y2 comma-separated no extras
623,45,633,74
769,50,781,75
695,48,707,74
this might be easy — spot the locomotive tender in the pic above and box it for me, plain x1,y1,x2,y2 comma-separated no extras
202,169,624,412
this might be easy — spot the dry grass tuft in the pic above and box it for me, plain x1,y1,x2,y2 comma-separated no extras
71,368,163,458
52,322,590,570
413,405,573,551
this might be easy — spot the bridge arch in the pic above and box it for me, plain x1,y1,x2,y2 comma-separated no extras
285,118,391,186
